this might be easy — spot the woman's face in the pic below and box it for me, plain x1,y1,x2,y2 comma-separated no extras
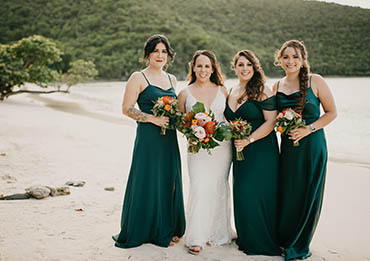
280,47,303,74
193,54,214,82
148,42,168,68
234,55,254,82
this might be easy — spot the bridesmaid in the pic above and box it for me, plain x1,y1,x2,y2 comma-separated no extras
273,40,337,260
112,34,185,248
224,50,281,255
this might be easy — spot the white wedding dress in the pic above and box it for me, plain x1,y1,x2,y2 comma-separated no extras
185,86,232,248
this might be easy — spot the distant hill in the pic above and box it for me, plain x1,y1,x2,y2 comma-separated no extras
1,0,370,79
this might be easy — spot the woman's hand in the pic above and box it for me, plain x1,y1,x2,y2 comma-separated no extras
234,139,250,152
289,126,311,143
149,115,169,127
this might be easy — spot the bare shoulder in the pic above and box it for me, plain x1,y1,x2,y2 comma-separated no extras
310,73,329,96
168,73,177,84
311,73,326,86
178,87,188,99
271,81,279,95
220,85,229,97
127,71,146,86
263,85,274,98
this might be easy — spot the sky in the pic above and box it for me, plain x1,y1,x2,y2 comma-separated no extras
315,0,370,9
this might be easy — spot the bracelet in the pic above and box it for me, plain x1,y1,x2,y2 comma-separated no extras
309,124,316,133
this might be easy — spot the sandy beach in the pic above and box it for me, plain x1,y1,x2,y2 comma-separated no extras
1,82,369,261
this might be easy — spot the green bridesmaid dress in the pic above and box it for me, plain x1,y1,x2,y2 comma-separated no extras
113,72,185,248
276,77,327,260
224,95,281,256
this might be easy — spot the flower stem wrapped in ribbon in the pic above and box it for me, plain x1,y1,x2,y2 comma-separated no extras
229,118,252,161
179,102,232,154
152,96,179,135
275,108,306,146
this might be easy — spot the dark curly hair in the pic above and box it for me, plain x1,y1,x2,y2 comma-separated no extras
232,50,266,103
274,40,310,112
186,50,224,86
142,34,175,68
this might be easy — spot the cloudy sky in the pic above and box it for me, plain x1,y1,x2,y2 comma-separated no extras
315,0,370,9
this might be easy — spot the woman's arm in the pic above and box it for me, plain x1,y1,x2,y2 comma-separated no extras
290,74,337,143
234,88,277,150
177,89,188,114
122,72,168,127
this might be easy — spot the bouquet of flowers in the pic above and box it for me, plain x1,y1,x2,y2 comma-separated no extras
179,102,231,154
275,108,306,146
229,118,252,161
152,96,179,135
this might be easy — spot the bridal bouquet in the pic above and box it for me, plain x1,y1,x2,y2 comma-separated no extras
179,102,231,154
275,108,306,146
229,118,252,161
152,96,179,135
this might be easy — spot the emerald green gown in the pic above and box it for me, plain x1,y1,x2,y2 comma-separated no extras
113,73,185,248
276,79,327,260
224,96,281,256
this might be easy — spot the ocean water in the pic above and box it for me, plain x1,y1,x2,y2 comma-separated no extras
67,77,370,170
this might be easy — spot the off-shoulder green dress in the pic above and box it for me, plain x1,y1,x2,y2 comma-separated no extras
113,72,185,248
224,96,281,256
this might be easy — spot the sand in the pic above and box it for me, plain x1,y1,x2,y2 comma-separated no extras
0,91,369,261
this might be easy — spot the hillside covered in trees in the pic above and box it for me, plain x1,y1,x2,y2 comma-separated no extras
1,0,370,79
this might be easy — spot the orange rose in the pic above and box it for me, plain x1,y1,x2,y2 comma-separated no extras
204,121,216,135
162,96,171,104
277,126,284,134
204,137,210,143
185,112,192,121
164,104,171,111
192,119,198,125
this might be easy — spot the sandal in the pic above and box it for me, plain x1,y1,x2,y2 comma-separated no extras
188,245,202,255
172,236,180,243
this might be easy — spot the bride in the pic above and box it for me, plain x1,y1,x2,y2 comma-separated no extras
178,50,232,255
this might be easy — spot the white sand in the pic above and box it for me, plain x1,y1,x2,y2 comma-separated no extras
0,92,369,261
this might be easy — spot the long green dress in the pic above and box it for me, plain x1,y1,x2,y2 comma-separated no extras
224,95,281,256
113,72,186,248
276,78,327,260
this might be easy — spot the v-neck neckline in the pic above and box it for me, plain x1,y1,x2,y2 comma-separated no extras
226,96,251,114
188,86,220,111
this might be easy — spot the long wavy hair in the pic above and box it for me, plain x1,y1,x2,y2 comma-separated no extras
274,40,310,112
232,50,266,103
142,34,175,69
186,50,224,86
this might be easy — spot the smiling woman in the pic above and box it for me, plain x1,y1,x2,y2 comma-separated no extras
112,34,185,249
177,50,232,255
273,39,337,260
224,49,280,256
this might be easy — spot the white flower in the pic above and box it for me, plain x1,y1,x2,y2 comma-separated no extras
277,112,283,119
194,112,211,127
284,110,294,120
192,125,206,139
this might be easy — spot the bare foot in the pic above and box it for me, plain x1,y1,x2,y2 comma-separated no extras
172,236,180,243
188,245,202,255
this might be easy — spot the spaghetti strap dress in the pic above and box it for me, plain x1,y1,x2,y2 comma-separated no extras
113,72,185,248
276,77,327,260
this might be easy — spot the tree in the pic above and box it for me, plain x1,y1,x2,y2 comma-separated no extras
61,59,98,91
0,35,62,100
